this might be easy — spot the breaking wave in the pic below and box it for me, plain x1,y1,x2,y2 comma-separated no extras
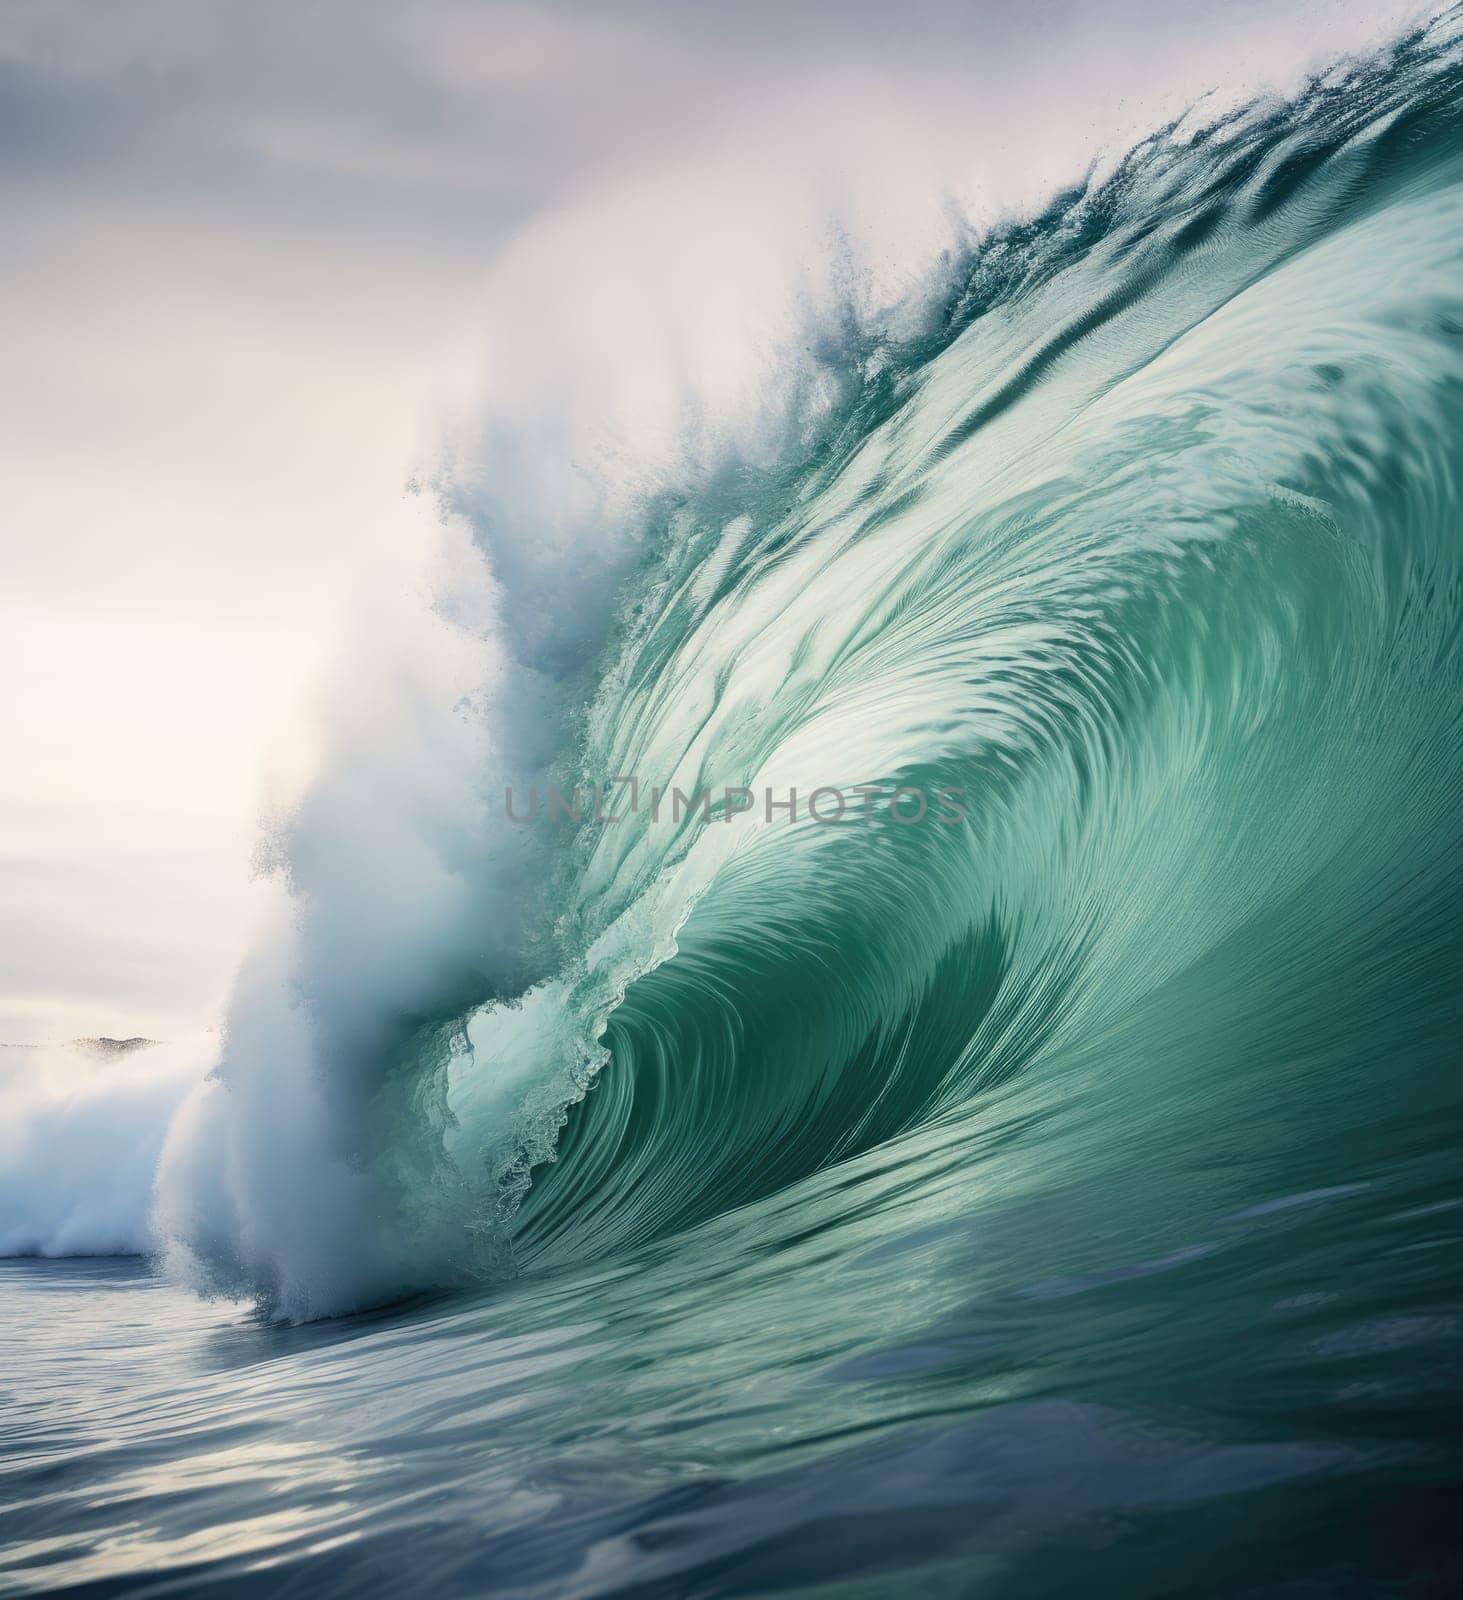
136,12,1463,1319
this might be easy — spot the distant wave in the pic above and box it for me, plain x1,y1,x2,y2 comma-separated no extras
0,1038,199,1257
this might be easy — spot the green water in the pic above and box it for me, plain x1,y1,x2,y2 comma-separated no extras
7,12,1463,1596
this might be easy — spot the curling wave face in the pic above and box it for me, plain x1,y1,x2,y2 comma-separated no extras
159,14,1463,1324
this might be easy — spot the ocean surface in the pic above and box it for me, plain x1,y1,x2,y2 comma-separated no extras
5,11,1463,1595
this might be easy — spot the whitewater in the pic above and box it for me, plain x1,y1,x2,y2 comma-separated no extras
3,9,1463,1594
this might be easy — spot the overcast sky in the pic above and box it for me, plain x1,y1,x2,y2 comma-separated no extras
0,0,1425,1043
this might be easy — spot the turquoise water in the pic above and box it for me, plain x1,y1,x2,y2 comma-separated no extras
4,1135,1461,1594
6,12,1463,1594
